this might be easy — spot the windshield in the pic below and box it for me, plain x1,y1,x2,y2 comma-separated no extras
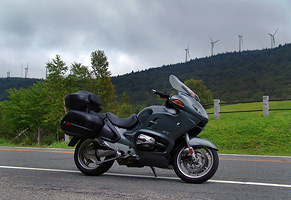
169,75,197,98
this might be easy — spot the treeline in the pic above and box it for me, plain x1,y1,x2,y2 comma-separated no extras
0,50,127,145
112,43,291,106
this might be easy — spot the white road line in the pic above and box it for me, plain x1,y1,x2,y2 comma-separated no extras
1,165,291,188
219,154,291,159
208,180,291,188
0,165,79,173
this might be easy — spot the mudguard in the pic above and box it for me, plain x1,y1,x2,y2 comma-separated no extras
189,137,219,151
68,136,81,147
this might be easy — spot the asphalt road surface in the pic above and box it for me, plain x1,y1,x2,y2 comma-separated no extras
0,146,290,200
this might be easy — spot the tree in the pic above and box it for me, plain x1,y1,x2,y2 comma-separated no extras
121,91,130,105
90,50,116,112
117,91,134,118
0,82,49,144
184,79,213,105
69,62,91,92
118,103,134,118
44,55,69,141
91,50,111,78
71,62,90,79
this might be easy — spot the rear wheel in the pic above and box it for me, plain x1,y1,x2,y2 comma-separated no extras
74,139,115,176
173,145,219,183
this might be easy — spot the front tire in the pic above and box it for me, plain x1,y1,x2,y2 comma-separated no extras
173,145,219,183
74,139,115,176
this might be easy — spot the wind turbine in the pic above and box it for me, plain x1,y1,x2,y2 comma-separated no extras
24,63,28,78
185,43,190,62
7,71,10,78
238,34,243,52
268,28,278,49
210,37,219,56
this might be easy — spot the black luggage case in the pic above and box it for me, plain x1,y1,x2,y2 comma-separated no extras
61,110,104,138
65,91,102,113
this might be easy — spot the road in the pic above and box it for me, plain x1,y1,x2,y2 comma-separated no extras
0,146,290,199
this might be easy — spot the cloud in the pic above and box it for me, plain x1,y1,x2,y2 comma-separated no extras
0,0,290,78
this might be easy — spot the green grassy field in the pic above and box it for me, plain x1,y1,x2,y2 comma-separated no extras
201,100,291,156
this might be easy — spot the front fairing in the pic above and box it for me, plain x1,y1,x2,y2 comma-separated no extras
169,75,208,127
170,92,208,127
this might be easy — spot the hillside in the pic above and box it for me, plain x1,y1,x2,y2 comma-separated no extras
0,44,290,105
112,44,291,106
0,78,42,101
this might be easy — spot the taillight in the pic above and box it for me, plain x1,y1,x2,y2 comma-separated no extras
172,99,184,107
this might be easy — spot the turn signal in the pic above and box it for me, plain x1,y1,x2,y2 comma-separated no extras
172,99,184,107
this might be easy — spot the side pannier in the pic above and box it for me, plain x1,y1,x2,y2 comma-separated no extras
65,91,102,113
61,110,104,138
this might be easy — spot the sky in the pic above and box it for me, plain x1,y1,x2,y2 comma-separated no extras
1,0,291,79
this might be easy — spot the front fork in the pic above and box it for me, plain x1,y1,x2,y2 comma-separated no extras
185,133,197,160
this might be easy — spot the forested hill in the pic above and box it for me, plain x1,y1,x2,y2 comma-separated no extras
0,78,42,101
1,44,290,106
112,43,291,106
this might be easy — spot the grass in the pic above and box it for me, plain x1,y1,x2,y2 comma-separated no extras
42,141,74,149
0,138,73,149
1,101,290,156
201,100,291,156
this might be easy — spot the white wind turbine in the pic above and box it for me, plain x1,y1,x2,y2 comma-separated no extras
268,28,278,49
238,34,243,52
210,37,219,56
185,43,190,62
24,64,28,78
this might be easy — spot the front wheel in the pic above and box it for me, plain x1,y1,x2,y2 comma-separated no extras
173,145,219,183
74,139,115,176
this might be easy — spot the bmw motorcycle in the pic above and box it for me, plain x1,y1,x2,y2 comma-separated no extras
61,75,219,183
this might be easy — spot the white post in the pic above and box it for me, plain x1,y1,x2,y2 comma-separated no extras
65,134,70,142
263,96,269,117
214,99,220,120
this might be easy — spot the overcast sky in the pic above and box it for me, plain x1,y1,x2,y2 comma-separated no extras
1,0,291,78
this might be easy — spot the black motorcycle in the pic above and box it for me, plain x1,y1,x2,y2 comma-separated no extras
61,75,219,183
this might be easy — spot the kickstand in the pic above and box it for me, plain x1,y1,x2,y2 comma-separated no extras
150,166,157,177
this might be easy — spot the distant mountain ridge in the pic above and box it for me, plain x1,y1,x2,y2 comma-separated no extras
0,78,42,101
112,44,291,106
1,44,290,105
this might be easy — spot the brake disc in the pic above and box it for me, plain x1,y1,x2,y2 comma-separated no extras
182,149,208,174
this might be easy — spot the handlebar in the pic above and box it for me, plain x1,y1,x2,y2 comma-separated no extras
152,89,170,99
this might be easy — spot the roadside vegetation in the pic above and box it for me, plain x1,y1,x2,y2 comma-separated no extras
201,100,291,156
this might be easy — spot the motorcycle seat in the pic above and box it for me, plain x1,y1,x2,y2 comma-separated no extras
106,112,138,129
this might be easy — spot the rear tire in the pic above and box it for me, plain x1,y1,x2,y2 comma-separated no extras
74,139,115,176
173,145,219,183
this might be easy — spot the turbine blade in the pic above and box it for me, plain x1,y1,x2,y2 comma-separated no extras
209,37,213,42
274,28,278,35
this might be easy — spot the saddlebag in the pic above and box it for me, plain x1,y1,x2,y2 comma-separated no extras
65,91,102,113
61,110,104,138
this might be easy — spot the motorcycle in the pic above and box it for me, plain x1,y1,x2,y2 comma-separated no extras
61,75,219,183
